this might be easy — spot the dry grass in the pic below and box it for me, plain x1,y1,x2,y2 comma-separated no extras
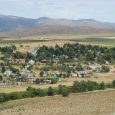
0,90,115,115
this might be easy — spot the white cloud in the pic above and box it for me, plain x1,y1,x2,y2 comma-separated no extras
0,0,114,22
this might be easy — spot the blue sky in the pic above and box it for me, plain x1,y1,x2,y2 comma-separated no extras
0,0,115,22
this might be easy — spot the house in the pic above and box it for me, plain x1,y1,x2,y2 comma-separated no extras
7,57,14,63
40,71,48,78
41,60,47,63
88,65,97,70
36,61,46,68
4,70,12,76
76,71,88,78
0,83,7,87
43,79,51,84
20,71,35,82
24,65,30,69
28,60,35,65
15,59,25,64
71,72,78,77
61,72,69,78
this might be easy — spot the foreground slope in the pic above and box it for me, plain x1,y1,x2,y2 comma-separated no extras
0,90,115,115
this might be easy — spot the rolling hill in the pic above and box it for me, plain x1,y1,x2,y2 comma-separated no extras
0,15,115,37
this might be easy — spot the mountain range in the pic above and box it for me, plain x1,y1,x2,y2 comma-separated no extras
0,15,115,37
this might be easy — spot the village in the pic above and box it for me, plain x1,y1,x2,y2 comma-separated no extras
0,43,114,88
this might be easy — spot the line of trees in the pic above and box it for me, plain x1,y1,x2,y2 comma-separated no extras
0,80,115,103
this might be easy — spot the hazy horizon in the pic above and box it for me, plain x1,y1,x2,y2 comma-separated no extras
0,0,115,23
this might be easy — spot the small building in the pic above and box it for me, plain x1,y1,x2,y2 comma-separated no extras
15,59,25,64
0,83,7,87
4,70,12,76
76,71,88,78
28,60,35,65
20,71,35,82
43,79,51,84
40,71,48,78
71,73,78,77
88,65,97,70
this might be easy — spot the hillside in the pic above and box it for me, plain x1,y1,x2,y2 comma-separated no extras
0,15,115,37
0,90,115,115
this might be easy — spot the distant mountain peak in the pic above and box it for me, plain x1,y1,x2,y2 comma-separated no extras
0,14,115,37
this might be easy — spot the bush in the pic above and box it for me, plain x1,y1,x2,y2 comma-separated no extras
50,78,58,84
101,65,110,73
58,85,63,94
0,93,9,103
72,81,87,93
87,81,99,91
38,89,47,97
27,87,47,97
61,86,70,97
8,92,22,100
47,87,55,96
98,82,106,90
20,91,33,98
72,81,100,92
106,83,112,88
112,80,115,88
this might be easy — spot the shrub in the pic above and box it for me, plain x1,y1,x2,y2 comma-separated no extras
0,93,9,103
58,85,63,94
8,92,22,100
61,86,70,97
101,65,110,73
20,91,33,98
50,78,58,84
87,81,99,91
72,81,87,93
98,82,106,90
112,80,115,88
27,87,46,97
38,89,47,97
47,87,55,96
106,83,112,88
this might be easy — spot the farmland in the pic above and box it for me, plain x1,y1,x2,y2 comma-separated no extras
0,90,115,115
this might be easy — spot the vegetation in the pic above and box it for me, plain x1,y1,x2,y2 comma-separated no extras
101,65,110,72
0,80,115,103
35,43,115,64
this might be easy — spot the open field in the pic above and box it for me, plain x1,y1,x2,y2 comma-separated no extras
0,90,115,115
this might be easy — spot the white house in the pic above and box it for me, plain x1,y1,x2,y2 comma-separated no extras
28,60,35,65
4,70,12,76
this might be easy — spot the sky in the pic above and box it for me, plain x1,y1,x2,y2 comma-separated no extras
0,0,115,22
